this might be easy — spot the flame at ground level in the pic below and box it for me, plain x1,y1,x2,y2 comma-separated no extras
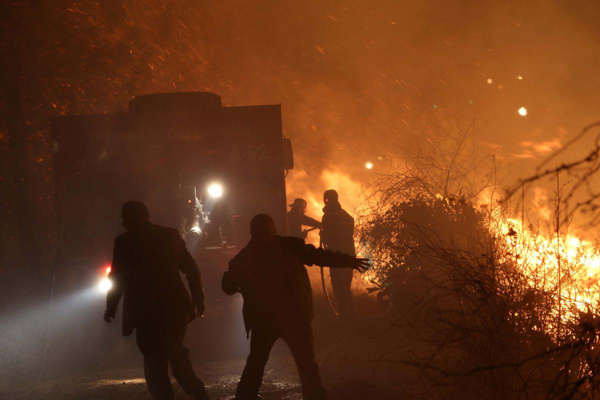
496,218,600,327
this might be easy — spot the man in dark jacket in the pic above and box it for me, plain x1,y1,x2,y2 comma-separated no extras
222,214,368,400
104,201,209,400
287,198,321,240
320,189,356,319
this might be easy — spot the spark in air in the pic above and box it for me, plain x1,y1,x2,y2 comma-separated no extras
518,106,528,116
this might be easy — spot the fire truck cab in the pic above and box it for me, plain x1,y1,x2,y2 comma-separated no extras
52,92,293,282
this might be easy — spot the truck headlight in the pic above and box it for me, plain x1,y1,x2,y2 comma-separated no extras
99,265,112,293
99,278,112,293
207,183,223,198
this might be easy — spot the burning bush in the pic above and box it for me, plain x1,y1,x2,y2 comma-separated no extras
354,176,600,399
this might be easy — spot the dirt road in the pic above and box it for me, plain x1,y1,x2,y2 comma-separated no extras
4,358,302,400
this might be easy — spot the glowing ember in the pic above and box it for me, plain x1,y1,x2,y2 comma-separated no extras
487,78,493,84
517,75,523,80
365,161,374,170
518,106,528,116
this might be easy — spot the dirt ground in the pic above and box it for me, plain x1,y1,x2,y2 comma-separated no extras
3,357,303,400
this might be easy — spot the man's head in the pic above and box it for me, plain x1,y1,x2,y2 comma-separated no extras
121,201,150,231
323,189,339,206
289,198,308,214
250,214,276,241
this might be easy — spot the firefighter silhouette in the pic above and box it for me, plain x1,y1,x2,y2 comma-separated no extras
320,189,356,319
104,201,209,400
222,214,368,400
287,198,321,240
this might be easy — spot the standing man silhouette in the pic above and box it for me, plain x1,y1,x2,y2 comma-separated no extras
222,214,368,400
320,189,356,319
104,201,209,400
287,198,321,240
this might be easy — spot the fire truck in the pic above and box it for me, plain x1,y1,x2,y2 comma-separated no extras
51,92,294,291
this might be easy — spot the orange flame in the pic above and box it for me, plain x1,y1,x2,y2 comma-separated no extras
496,217,600,325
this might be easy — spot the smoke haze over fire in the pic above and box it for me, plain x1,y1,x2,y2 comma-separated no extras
6,0,598,230
0,3,598,203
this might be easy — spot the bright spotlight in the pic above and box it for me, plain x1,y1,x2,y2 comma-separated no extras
207,183,223,198
518,106,528,116
99,277,112,293
190,224,202,234
365,161,374,170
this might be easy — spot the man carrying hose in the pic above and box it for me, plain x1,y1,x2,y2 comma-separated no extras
222,214,368,400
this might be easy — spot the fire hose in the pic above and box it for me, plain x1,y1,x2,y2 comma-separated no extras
319,238,339,317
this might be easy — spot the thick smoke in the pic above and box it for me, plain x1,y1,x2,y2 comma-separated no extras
3,0,600,242
191,1,600,203
49,1,600,224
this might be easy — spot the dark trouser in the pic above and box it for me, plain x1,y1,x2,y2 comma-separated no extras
330,268,354,318
236,322,327,400
136,315,207,400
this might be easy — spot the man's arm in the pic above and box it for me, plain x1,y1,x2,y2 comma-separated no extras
174,232,205,318
301,215,322,230
104,238,124,322
296,241,369,272
221,271,239,295
222,249,249,295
